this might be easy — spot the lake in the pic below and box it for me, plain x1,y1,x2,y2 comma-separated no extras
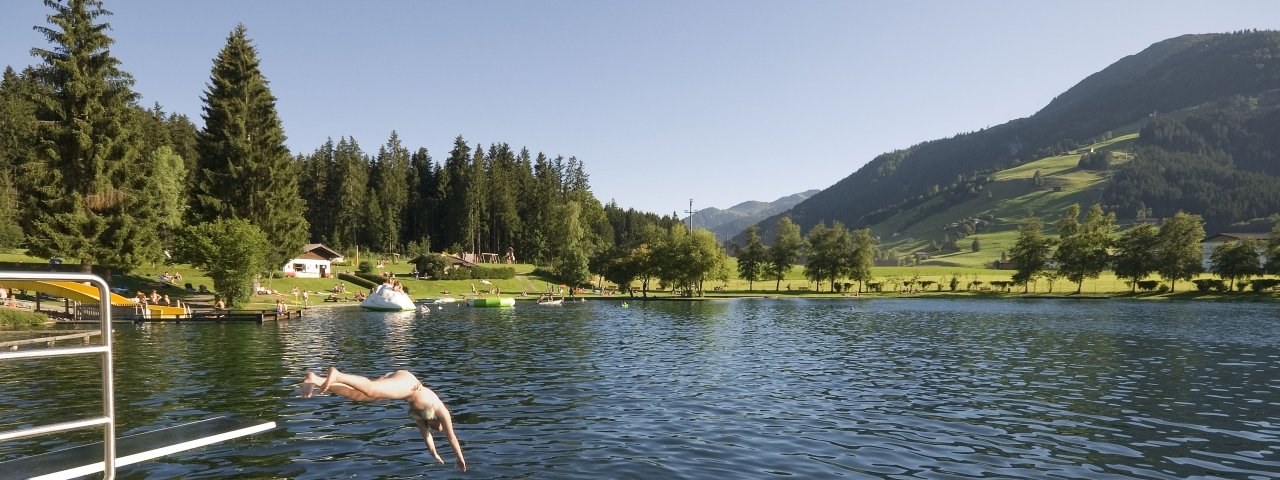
2,298,1278,479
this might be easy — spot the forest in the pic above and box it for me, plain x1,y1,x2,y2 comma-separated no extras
1104,98,1280,230
0,0,700,302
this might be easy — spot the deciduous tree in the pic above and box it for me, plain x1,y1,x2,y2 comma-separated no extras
768,217,805,291
1010,217,1054,292
1055,204,1115,293
1210,239,1262,291
175,218,269,308
1155,212,1205,292
734,225,768,291
1113,224,1160,292
848,227,877,293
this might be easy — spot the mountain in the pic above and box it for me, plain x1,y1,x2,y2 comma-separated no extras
741,31,1280,245
687,190,819,242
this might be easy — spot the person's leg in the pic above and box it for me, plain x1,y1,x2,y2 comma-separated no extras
302,370,379,401
320,367,418,401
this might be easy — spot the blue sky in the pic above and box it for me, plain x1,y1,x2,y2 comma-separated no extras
2,1,1277,215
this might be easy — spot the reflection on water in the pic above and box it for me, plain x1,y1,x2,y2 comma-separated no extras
1,299,1279,479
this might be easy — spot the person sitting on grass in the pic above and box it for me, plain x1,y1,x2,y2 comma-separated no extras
301,367,466,472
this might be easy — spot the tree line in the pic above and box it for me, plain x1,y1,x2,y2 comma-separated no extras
0,0,696,305
1009,205,1280,293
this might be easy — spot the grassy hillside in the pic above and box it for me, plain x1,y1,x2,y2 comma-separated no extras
870,134,1139,268
743,31,1280,247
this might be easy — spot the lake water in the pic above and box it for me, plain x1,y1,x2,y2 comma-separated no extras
2,298,1279,479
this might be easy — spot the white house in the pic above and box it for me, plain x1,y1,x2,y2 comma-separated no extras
282,244,344,278
1200,233,1271,270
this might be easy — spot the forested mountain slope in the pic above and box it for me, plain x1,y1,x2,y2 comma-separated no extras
743,31,1280,244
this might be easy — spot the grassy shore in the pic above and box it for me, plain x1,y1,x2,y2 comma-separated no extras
1,250,1275,310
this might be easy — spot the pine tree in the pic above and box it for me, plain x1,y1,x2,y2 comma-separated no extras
369,131,409,254
437,137,471,253
300,139,335,243
330,137,369,250
0,67,35,250
405,147,436,248
484,143,519,256
25,0,159,273
467,144,488,254
192,24,307,269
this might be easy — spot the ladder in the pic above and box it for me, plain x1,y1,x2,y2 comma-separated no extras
0,271,274,479
0,271,118,478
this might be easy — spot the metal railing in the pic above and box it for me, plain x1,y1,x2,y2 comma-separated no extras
0,271,116,478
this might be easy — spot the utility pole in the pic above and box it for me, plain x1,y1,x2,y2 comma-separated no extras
684,199,696,232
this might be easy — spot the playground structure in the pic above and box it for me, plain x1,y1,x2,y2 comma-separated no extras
1,279,190,319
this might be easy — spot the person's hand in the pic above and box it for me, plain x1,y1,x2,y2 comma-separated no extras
432,452,444,464
456,456,467,472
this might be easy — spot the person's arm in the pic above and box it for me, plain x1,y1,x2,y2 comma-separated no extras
438,407,467,472
415,418,444,465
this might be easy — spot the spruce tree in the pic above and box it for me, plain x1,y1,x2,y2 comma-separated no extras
369,131,409,254
437,137,472,253
405,147,436,247
25,0,159,273
299,139,335,243
0,67,35,250
330,137,369,250
192,24,307,269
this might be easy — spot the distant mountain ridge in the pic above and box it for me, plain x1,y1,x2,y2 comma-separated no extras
740,31,1280,244
687,190,820,241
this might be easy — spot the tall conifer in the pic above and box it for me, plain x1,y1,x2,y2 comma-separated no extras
192,24,307,268
330,137,368,250
369,131,409,253
26,0,158,273
405,147,436,247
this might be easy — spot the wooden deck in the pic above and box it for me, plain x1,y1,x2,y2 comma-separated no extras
54,309,304,325
0,329,101,350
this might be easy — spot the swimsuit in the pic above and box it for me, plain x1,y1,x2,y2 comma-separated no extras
396,377,438,422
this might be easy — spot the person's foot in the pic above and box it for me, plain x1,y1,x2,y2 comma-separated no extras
301,372,321,398
320,366,340,395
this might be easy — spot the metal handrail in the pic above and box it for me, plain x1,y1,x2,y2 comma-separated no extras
0,271,116,478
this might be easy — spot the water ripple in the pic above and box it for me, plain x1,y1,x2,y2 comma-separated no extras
1,299,1278,478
